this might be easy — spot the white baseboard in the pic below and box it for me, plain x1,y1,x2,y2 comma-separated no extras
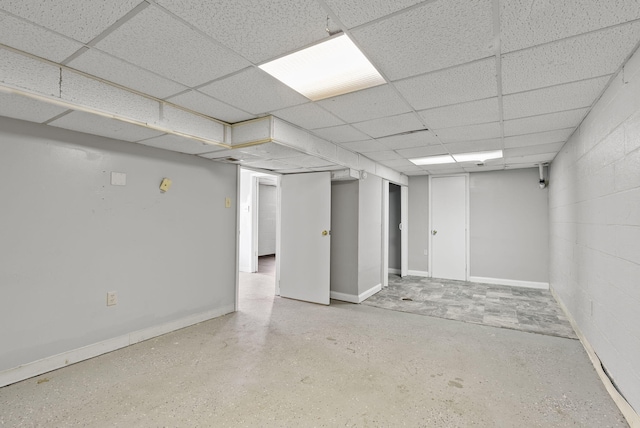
407,270,430,278
330,284,382,304
550,288,639,427
469,276,549,290
359,284,382,302
0,305,234,388
388,268,401,275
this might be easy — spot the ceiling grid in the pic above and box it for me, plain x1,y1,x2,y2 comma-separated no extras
0,0,639,176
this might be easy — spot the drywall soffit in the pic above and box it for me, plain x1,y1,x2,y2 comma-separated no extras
0,45,407,185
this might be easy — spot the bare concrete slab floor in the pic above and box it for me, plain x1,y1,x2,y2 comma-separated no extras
0,272,627,427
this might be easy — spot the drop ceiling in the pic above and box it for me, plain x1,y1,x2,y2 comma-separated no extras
1,0,639,176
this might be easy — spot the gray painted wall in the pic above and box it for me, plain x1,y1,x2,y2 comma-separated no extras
408,176,429,273
358,174,382,294
330,181,359,296
258,184,276,256
549,47,640,412
388,183,401,270
470,169,549,283
0,117,237,372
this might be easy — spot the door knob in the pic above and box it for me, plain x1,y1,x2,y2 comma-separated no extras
322,230,329,236
432,230,437,235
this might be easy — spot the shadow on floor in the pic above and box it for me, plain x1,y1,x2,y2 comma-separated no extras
362,275,577,339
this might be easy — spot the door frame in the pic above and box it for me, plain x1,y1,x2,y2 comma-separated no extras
428,174,470,281
381,180,408,286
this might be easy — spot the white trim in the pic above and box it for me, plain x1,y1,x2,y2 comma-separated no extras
330,284,382,304
388,268,401,275
400,185,409,277
551,288,640,427
0,305,234,388
469,276,549,290
381,180,389,288
407,270,430,278
359,284,382,302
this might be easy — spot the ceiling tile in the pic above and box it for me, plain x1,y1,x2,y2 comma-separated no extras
463,165,505,172
501,0,640,53
503,128,574,148
352,112,425,138
0,0,141,43
396,145,448,159
339,139,389,153
199,67,308,115
317,85,411,123
137,133,224,155
0,11,83,62
503,76,611,120
425,165,466,174
364,151,403,161
272,103,344,130
352,0,494,80
379,159,415,168
48,111,164,142
323,0,424,28
502,22,640,94
419,98,499,129
378,130,440,150
0,92,68,123
403,168,429,176
198,149,262,161
395,59,498,110
504,153,557,165
242,159,293,170
156,0,329,63
443,139,502,154
285,155,335,168
67,49,188,99
312,125,370,144
504,142,566,158
434,122,501,143
237,142,303,159
504,108,588,137
95,6,250,87
166,90,255,123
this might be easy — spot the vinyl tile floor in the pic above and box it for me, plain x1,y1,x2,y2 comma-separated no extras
362,275,578,339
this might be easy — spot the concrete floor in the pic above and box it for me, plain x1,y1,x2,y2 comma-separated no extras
0,270,627,427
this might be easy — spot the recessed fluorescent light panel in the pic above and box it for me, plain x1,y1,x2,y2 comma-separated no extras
410,150,503,166
259,34,386,101
452,150,503,163
409,155,455,166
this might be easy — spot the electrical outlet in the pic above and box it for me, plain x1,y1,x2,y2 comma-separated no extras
225,197,231,208
106,291,118,306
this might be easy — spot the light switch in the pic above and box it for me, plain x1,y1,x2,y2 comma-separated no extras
225,197,232,208
111,172,126,186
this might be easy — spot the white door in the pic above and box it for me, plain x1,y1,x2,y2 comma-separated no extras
277,172,331,305
431,175,467,280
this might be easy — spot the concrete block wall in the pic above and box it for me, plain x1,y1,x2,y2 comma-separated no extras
549,46,640,413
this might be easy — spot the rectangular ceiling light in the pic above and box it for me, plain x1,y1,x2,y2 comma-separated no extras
259,34,386,101
409,155,455,166
410,150,503,166
452,150,503,163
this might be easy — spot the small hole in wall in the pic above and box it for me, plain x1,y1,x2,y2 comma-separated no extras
401,297,413,301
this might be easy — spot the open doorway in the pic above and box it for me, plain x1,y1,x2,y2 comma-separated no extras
388,183,402,275
237,168,279,311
